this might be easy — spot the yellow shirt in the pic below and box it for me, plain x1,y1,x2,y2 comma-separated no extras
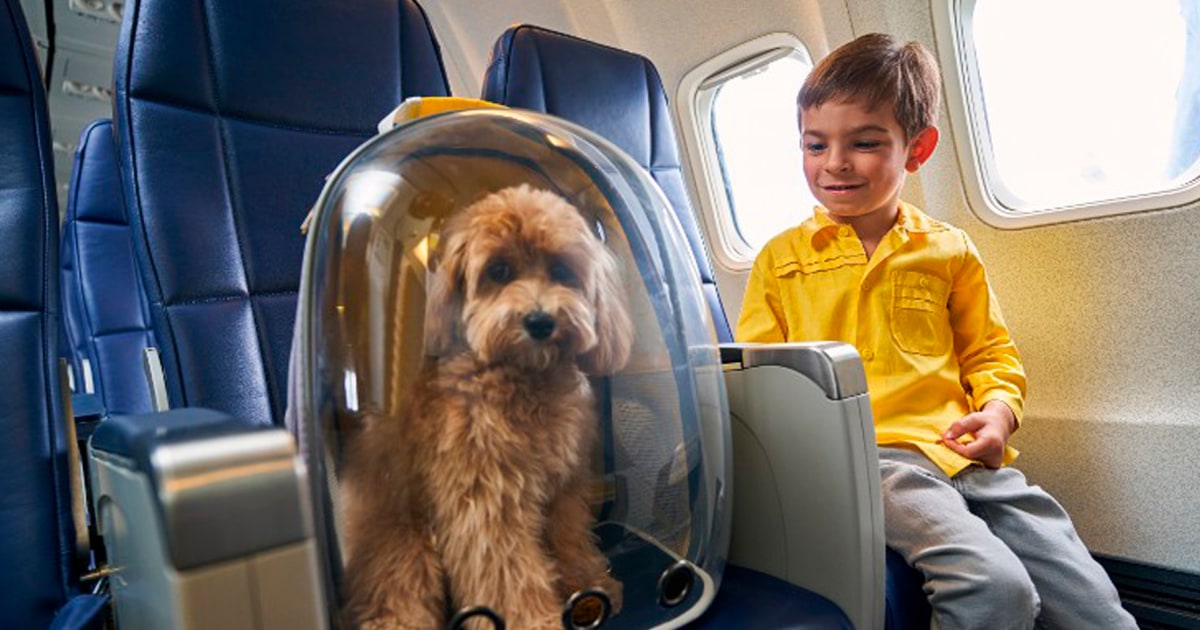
736,202,1026,476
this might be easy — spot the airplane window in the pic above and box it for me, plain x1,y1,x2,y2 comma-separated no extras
676,35,815,265
710,52,817,252
948,0,1200,225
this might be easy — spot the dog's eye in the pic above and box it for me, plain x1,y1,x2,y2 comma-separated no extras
485,259,512,284
549,260,577,285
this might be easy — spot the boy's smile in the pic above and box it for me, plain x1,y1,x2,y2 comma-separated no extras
800,99,936,228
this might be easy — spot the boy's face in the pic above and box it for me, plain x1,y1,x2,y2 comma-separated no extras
800,99,934,222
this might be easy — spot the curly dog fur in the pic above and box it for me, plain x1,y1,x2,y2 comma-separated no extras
341,185,634,629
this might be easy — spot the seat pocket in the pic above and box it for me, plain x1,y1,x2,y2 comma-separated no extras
890,270,950,355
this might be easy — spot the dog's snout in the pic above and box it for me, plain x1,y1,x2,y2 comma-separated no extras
523,311,556,340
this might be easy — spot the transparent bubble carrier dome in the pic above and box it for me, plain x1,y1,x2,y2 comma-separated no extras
288,108,731,629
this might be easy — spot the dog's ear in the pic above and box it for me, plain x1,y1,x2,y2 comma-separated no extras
424,227,467,356
579,245,634,375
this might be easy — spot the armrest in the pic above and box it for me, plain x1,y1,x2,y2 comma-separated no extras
72,392,105,422
88,409,327,630
70,392,105,443
721,341,885,630
90,409,307,569
719,342,867,400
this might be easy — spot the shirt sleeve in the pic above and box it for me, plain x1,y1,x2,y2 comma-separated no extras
949,231,1027,426
735,249,788,343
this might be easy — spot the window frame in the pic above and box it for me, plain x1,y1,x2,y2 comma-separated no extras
933,0,1200,229
675,32,813,268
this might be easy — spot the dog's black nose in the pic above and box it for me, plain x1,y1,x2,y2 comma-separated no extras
523,311,556,340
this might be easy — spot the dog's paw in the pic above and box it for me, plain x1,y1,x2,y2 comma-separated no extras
598,574,624,615
504,610,561,630
566,573,628,624
529,616,564,630
564,574,623,624
566,592,614,628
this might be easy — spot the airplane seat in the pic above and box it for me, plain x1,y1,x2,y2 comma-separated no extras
86,0,452,626
482,24,898,628
0,0,107,627
111,0,450,427
61,119,158,418
61,223,89,391
886,549,932,629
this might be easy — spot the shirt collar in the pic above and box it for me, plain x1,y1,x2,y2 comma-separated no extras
798,206,840,245
801,201,941,245
895,201,941,234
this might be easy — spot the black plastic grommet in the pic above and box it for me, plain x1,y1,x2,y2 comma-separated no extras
657,560,695,608
447,605,505,630
562,587,612,629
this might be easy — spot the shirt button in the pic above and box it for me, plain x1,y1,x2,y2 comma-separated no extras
919,277,929,288
861,349,875,361
838,226,850,237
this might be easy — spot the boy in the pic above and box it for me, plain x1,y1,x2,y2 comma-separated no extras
736,33,1135,629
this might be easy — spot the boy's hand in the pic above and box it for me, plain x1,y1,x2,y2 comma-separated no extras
941,400,1016,468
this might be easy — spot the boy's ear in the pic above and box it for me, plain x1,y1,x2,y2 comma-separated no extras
905,126,940,173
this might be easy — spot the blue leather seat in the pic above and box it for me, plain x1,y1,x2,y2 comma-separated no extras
886,548,931,629
61,119,157,416
0,0,106,626
483,25,854,628
112,0,450,426
60,224,88,391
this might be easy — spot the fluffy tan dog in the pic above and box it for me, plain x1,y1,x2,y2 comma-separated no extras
342,184,634,629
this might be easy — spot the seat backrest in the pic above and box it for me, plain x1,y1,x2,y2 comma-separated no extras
482,25,732,342
61,119,157,416
113,0,450,426
0,0,84,624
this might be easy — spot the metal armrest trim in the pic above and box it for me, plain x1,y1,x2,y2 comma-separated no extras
720,342,867,400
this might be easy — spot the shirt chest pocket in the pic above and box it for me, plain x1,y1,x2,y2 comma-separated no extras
891,270,951,356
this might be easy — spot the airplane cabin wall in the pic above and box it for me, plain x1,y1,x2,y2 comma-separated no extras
415,0,1200,576
844,0,1200,575
423,0,838,102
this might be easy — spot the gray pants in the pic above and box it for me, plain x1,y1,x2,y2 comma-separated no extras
879,447,1137,630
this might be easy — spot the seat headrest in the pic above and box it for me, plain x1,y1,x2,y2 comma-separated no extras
120,0,450,132
69,120,125,224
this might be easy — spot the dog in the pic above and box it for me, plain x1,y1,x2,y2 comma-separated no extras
341,184,634,629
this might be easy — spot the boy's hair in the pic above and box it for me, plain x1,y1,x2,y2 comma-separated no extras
798,33,942,140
